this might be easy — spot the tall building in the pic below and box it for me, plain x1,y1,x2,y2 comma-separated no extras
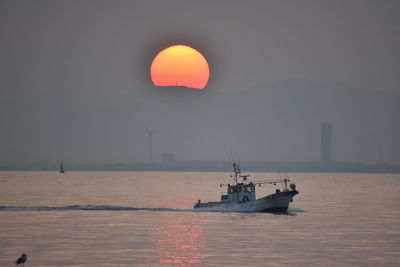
321,122,332,162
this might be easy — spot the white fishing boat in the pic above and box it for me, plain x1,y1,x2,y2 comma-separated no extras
194,162,299,212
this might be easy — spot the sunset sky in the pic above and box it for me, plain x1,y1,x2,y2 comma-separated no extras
0,0,399,166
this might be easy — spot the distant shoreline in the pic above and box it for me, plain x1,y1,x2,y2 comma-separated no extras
1,161,400,173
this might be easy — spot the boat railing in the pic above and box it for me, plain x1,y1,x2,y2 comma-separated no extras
253,178,291,190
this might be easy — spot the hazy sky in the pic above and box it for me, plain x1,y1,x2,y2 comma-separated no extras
0,0,399,166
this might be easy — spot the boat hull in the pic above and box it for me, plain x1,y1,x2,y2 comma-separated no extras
194,190,298,213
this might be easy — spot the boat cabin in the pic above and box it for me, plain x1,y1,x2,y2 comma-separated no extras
221,180,256,203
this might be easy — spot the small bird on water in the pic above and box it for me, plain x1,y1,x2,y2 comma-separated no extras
15,253,27,266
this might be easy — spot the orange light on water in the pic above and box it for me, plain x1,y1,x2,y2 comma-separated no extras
150,45,210,90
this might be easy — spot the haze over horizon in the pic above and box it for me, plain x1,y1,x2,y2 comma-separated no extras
1,1,399,167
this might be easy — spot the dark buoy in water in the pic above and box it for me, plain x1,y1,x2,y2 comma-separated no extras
59,160,65,173
15,253,27,266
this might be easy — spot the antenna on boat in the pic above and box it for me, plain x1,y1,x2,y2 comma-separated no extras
232,162,237,184
232,161,242,185
283,172,288,190
228,159,232,177
230,149,235,163
228,150,233,178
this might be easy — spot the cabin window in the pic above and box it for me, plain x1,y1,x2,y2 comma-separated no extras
244,186,254,192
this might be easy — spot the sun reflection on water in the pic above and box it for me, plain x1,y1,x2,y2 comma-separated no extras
149,212,208,266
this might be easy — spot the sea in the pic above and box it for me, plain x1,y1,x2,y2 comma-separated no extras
0,171,399,266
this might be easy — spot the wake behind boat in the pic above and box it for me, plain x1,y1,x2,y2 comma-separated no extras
194,162,299,212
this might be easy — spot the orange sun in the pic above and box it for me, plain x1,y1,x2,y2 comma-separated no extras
150,45,210,90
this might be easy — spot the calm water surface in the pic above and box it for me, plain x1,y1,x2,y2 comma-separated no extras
0,171,399,266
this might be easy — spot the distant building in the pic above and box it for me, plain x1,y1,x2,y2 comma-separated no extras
161,153,175,163
321,122,332,162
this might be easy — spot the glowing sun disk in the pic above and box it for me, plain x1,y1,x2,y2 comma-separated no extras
150,45,210,89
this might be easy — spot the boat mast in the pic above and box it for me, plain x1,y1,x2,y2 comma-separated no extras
232,162,241,185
